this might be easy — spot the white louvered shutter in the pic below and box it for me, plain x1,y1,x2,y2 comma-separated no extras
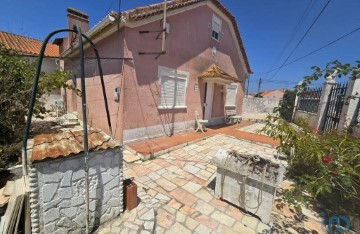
160,76,175,107
226,84,237,106
175,77,186,106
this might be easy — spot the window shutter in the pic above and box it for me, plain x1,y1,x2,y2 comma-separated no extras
160,76,176,107
175,79,186,106
226,84,237,106
212,21,221,33
212,15,222,40
159,69,188,108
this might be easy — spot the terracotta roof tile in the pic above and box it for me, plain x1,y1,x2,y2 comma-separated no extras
0,31,59,57
126,0,251,73
198,64,239,83
30,129,120,162
260,89,286,96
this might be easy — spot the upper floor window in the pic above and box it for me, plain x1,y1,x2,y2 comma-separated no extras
212,14,222,41
158,67,188,109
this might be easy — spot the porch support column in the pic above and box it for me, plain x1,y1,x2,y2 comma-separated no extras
315,71,337,132
338,78,360,131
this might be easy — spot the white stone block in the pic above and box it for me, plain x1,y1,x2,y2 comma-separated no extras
58,187,73,199
44,208,60,223
42,183,58,202
61,207,78,218
60,170,73,187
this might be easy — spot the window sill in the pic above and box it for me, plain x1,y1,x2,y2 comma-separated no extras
225,105,236,107
158,106,187,110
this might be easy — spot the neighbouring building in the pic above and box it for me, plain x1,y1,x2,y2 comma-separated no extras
56,0,252,143
0,31,61,110
250,89,286,99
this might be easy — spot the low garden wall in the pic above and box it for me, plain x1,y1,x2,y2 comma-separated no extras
293,111,318,130
28,148,123,233
242,97,280,115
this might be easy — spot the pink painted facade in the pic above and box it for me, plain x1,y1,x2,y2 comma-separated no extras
60,2,251,142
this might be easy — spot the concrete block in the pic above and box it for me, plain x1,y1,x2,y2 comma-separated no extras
212,149,285,224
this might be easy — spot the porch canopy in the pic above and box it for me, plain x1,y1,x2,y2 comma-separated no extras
198,64,240,84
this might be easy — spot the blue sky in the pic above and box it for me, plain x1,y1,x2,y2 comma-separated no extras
1,0,359,93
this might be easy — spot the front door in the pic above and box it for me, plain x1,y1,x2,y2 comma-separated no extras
204,82,214,120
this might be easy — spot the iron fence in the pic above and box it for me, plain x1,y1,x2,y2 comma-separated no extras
296,87,323,113
321,82,348,133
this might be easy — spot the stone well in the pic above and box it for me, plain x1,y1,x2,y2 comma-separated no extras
212,149,285,224
28,129,123,234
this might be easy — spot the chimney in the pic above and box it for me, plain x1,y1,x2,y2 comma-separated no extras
66,8,89,49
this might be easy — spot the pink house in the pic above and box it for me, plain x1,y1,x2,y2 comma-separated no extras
56,0,252,143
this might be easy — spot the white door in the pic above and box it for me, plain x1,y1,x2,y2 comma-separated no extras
204,83,214,120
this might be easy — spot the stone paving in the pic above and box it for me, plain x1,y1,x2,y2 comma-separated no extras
237,123,267,136
96,130,325,234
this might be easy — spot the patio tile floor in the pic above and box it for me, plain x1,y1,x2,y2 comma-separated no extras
96,123,325,234
126,121,279,158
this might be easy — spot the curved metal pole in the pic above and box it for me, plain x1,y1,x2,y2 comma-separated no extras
21,28,72,176
81,34,113,137
22,27,114,234
22,28,114,173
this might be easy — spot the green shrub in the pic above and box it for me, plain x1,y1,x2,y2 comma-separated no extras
261,115,360,216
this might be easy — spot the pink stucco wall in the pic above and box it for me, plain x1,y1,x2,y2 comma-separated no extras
64,4,249,141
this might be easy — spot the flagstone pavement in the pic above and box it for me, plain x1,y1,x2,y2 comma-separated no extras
96,132,325,234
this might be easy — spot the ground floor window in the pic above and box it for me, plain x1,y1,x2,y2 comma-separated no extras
159,66,188,108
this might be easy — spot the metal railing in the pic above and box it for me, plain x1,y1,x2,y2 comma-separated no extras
296,87,323,113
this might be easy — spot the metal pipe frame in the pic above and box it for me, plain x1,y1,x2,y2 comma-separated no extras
21,26,113,234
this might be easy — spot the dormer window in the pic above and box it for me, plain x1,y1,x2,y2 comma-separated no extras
212,14,222,41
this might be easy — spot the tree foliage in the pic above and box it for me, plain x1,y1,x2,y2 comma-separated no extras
0,44,73,169
296,60,360,91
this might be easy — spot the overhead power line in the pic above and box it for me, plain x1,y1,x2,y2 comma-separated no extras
102,0,117,19
267,0,332,81
267,0,315,73
252,26,360,77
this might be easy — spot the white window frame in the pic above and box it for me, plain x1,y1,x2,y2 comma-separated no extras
212,14,222,41
225,83,237,107
158,66,189,109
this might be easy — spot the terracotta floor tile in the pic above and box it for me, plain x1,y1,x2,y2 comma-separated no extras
171,177,188,186
210,198,229,212
225,205,245,221
193,214,219,230
131,165,152,177
156,208,175,229
169,188,198,206
126,122,277,157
